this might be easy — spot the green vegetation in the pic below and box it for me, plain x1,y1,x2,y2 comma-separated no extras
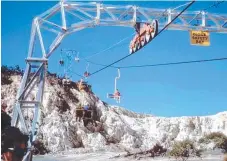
169,139,202,161
199,132,227,153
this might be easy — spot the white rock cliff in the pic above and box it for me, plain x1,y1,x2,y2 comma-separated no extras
1,75,227,153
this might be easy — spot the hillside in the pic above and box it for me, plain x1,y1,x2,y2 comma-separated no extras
1,70,227,154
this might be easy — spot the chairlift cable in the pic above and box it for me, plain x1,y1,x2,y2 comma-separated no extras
203,0,225,11
118,57,227,68
80,34,135,61
88,0,195,77
69,69,84,78
72,57,227,69
79,2,187,62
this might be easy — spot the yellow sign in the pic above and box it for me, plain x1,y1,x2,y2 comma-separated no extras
190,30,210,46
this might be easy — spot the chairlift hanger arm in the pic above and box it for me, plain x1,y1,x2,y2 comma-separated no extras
86,63,90,72
114,69,120,92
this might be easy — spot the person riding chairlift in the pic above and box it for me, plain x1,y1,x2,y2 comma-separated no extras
130,33,140,49
84,71,90,78
114,89,120,97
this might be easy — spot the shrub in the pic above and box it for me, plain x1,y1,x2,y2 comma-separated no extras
106,136,119,145
199,132,227,153
65,88,79,103
169,139,202,161
148,143,167,157
123,143,167,159
205,132,226,140
32,140,50,155
1,65,24,85
55,98,70,113
1,66,13,85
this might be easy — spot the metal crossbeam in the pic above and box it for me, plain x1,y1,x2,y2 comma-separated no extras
33,2,227,33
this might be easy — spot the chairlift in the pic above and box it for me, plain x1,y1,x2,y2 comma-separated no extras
107,68,121,103
59,49,65,66
74,52,80,62
129,19,158,54
59,60,64,66
84,71,90,77
84,63,90,78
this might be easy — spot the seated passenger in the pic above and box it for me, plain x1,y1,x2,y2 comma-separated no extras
130,34,140,49
114,89,120,97
84,72,90,77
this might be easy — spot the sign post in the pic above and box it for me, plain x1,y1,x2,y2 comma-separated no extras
190,30,210,46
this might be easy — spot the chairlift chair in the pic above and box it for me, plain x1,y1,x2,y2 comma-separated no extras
59,49,65,65
107,68,121,103
74,51,80,62
84,63,90,78
59,60,64,66
129,19,158,54
107,90,121,103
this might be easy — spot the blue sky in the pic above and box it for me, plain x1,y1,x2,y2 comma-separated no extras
2,1,227,117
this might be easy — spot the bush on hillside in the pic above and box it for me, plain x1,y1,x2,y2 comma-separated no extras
32,140,50,155
123,143,167,159
169,139,202,161
147,143,167,157
199,132,227,153
2,66,13,85
1,65,23,85
2,65,23,75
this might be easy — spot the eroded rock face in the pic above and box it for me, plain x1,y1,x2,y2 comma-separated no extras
1,74,227,153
